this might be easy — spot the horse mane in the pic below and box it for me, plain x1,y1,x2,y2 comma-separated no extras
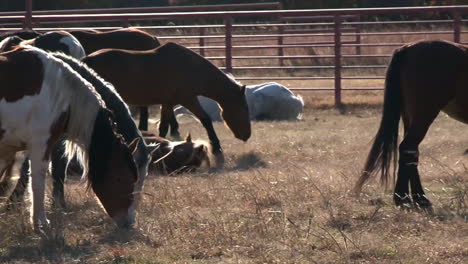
27,46,105,178
50,52,147,187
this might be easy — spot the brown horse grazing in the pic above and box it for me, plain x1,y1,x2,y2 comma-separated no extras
82,42,251,165
144,133,211,174
355,40,468,209
69,28,161,129
69,28,161,55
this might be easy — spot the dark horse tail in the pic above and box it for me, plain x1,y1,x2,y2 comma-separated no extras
355,48,405,192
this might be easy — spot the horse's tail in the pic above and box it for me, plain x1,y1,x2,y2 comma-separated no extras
355,48,404,192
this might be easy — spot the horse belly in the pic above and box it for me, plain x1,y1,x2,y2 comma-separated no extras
442,99,468,124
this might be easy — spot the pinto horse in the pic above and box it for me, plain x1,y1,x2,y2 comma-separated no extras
0,31,85,59
0,30,42,42
355,40,468,209
82,42,251,165
0,46,138,230
6,52,156,209
144,133,211,174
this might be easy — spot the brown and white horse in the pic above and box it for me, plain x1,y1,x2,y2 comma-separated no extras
143,133,211,174
0,46,138,231
6,52,156,209
0,31,85,59
82,42,251,166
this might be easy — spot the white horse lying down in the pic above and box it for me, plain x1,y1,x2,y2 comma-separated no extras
174,82,304,121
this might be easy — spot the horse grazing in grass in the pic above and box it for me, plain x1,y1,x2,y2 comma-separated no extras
7,52,156,209
0,46,138,231
69,28,161,55
0,31,85,59
82,42,251,165
355,40,468,209
175,82,304,121
143,132,211,174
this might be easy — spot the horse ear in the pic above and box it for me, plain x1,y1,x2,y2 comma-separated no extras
241,85,246,94
128,137,141,155
146,143,159,156
185,133,192,143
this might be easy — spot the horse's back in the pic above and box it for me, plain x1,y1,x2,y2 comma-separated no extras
70,28,160,54
396,40,468,118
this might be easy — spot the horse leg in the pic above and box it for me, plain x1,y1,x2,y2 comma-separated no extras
51,143,67,209
6,157,30,209
168,109,181,140
0,158,16,198
183,100,224,166
29,144,50,230
395,112,437,208
159,104,173,138
138,106,149,131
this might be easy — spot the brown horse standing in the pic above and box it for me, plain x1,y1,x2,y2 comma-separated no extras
69,28,161,129
82,42,251,165
356,40,468,209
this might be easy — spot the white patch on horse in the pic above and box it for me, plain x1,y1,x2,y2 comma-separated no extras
60,35,86,59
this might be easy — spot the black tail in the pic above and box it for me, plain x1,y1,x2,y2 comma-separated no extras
355,48,405,192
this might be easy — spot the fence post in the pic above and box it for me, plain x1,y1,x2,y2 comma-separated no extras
278,25,284,66
224,16,233,73
24,0,33,30
334,15,342,107
453,11,461,43
199,26,205,57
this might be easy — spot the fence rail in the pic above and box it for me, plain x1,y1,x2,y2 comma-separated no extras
1,2,467,105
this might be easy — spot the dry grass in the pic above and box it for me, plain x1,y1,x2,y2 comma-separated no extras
1,92,467,263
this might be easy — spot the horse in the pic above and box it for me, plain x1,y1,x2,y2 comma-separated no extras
0,46,139,231
0,30,42,42
174,82,304,121
143,133,211,174
355,40,468,209
0,31,85,59
6,52,156,209
82,42,251,165
69,28,161,55
69,28,162,129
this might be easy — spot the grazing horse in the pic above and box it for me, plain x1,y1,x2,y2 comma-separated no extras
0,31,85,59
144,133,211,174
0,46,138,230
82,42,251,165
7,52,155,209
355,40,468,209
69,28,162,129
175,82,304,121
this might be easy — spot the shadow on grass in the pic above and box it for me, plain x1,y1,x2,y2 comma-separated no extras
229,152,268,171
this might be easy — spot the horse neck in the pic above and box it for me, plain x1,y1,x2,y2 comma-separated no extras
199,73,240,107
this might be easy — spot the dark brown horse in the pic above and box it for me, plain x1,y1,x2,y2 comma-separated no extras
355,40,468,209
82,42,251,165
69,28,161,54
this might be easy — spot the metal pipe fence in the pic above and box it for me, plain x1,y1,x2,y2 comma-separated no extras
1,3,467,105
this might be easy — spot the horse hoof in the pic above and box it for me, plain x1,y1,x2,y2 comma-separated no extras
33,219,51,234
394,194,412,209
413,195,432,209
214,152,225,168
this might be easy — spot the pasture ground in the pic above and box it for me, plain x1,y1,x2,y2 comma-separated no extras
0,92,467,264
